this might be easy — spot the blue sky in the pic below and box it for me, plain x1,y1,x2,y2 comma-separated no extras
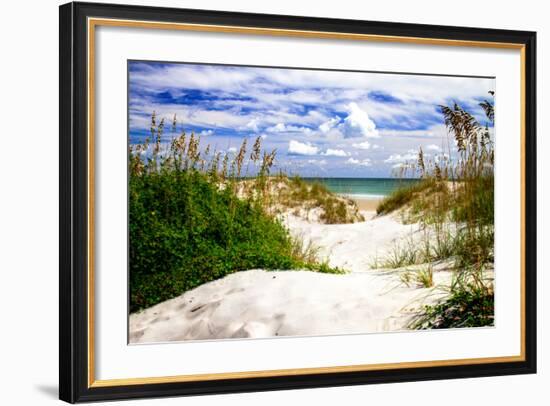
129,61,494,178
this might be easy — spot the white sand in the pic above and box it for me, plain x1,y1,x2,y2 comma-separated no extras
130,210,457,343
280,210,421,271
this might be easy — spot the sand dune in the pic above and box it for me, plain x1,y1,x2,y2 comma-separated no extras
130,207,456,343
130,266,452,343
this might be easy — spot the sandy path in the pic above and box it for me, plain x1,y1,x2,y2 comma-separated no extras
352,197,382,211
281,210,421,272
130,210,454,343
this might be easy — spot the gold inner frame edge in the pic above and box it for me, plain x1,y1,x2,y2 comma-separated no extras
87,17,527,388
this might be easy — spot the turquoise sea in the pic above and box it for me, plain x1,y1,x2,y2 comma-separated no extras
302,178,419,199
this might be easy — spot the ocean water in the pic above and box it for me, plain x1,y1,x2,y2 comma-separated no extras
302,178,420,199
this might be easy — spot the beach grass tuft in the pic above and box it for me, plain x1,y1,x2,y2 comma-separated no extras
415,265,434,288
411,268,494,329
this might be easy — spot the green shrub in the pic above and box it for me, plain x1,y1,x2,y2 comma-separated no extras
412,281,494,329
130,169,332,312
129,125,344,312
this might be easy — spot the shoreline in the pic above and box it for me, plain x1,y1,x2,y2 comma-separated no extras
342,195,383,212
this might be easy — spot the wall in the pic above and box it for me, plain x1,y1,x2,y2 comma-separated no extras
0,0,546,404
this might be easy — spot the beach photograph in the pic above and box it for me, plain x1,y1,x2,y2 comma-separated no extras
127,61,495,343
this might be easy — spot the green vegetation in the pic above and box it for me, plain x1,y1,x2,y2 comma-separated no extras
375,93,496,329
279,176,364,224
235,174,363,224
376,178,446,217
375,238,420,269
416,288,494,328
129,114,342,312
375,226,493,271
415,265,434,288
411,269,494,329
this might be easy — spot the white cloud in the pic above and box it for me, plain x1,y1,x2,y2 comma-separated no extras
131,63,493,107
200,129,213,136
130,62,494,178
347,158,372,167
352,141,371,150
378,125,447,139
268,123,287,132
195,109,249,128
228,147,237,153
267,123,313,134
343,102,379,138
130,106,251,131
246,118,260,132
307,159,327,166
323,149,349,157
426,144,442,151
288,140,318,156
319,116,340,133
384,150,418,163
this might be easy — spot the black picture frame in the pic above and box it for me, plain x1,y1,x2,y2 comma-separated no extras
59,1,537,403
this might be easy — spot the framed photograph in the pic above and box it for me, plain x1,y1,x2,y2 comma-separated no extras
59,1,537,403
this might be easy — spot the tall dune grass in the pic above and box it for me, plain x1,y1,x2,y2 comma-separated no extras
129,114,342,312
376,93,495,328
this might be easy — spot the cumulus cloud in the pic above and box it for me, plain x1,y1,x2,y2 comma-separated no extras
288,140,318,156
129,61,494,177
323,149,349,157
347,158,372,167
343,102,379,138
352,141,371,150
